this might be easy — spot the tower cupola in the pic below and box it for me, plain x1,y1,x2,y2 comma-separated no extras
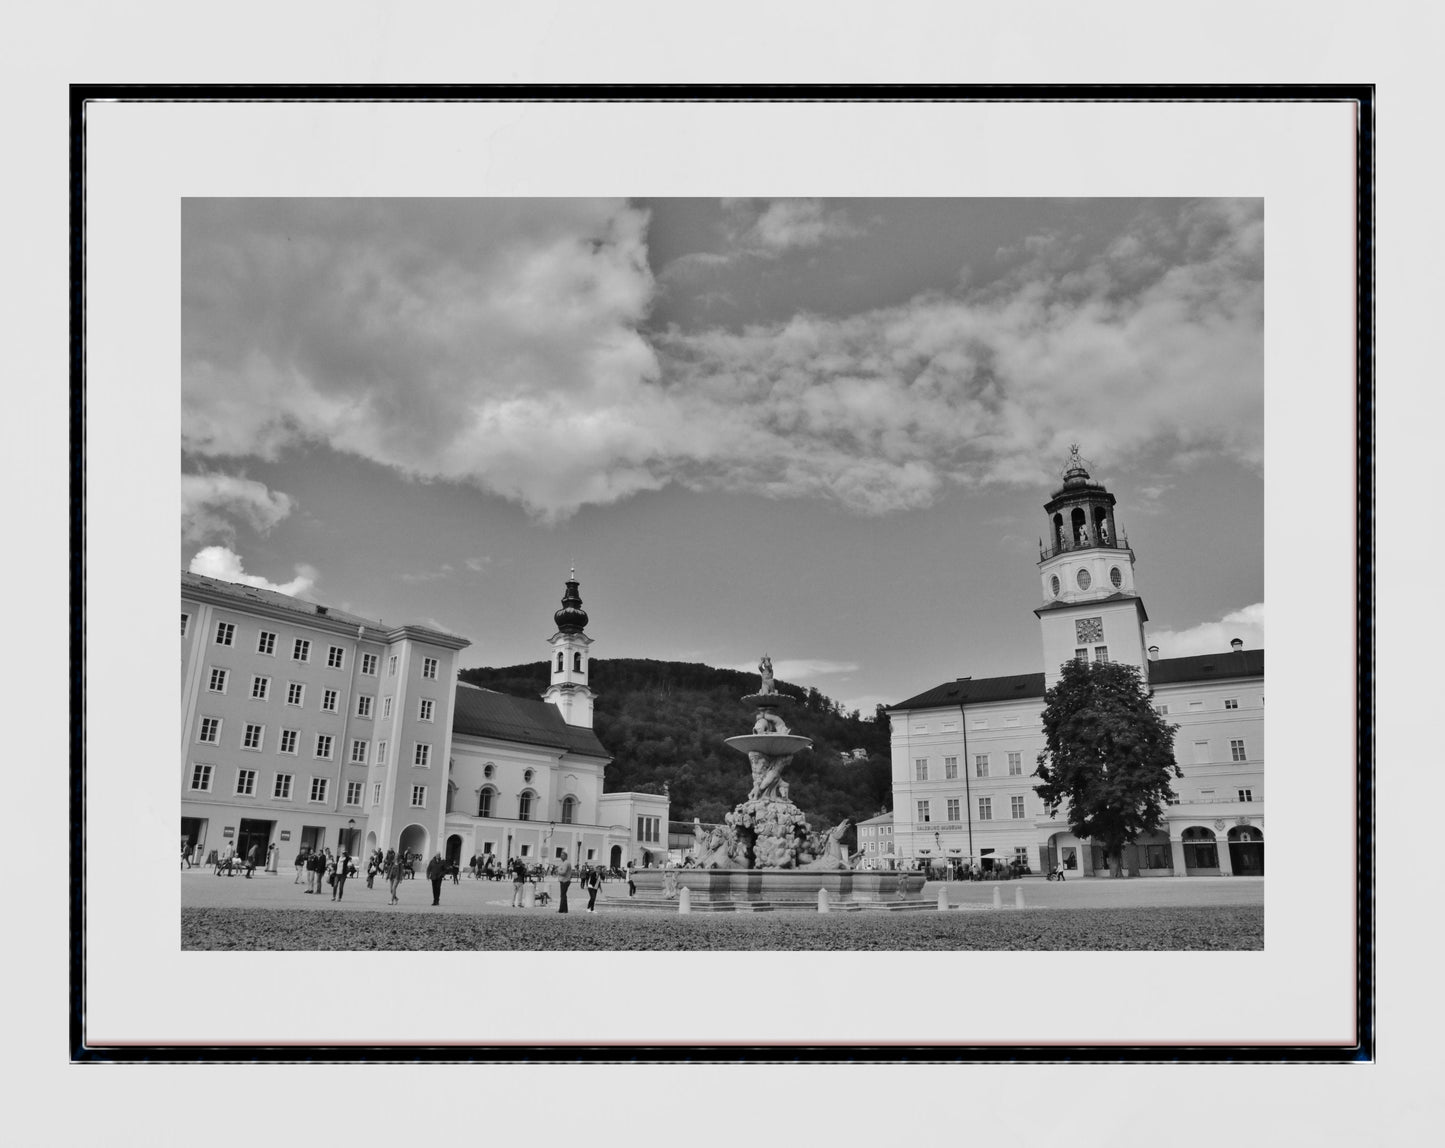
554,575,589,634
544,568,596,728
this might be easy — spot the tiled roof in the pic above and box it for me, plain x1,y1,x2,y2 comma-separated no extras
183,570,385,630
890,673,1047,711
1034,591,1145,615
890,649,1265,712
452,683,609,758
1149,649,1264,685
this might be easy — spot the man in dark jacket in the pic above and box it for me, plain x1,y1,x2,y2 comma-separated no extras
245,842,260,878
426,853,446,906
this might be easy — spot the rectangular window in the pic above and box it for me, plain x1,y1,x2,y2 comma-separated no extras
350,739,368,764
376,740,388,765
914,758,928,782
418,698,434,722
346,781,364,806
321,688,338,713
309,777,328,803
242,723,264,751
286,682,305,706
636,816,661,843
946,798,960,821
1014,846,1030,866
978,796,993,821
1011,795,1026,819
257,630,276,656
1193,740,1211,764
327,645,345,669
916,801,930,823
383,696,393,718
208,666,228,693
181,613,190,637
356,694,373,718
1238,788,1253,802
1154,703,1169,715
215,621,235,646
414,743,431,768
1230,739,1247,762
1075,648,1088,662
1008,751,1022,776
189,763,212,792
273,773,293,800
251,675,270,701
372,783,382,806
974,754,989,778
422,656,438,680
235,769,256,797
1188,700,1204,711
198,717,221,744
1224,697,1239,710
361,653,378,675
388,655,398,676
314,734,333,759
1094,646,1109,663
944,756,958,779
278,728,299,755
293,638,311,662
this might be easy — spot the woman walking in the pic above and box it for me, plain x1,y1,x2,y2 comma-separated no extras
386,851,404,905
584,865,601,913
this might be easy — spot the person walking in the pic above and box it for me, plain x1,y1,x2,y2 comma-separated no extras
294,847,308,884
309,848,326,894
510,857,526,907
181,838,191,869
426,853,446,906
244,842,260,879
386,851,404,905
332,849,350,901
556,851,573,914
626,860,636,898
584,865,601,913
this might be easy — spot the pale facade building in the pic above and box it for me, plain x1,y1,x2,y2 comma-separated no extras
887,451,1264,878
181,571,666,869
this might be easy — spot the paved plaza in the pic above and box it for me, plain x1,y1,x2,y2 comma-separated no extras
181,865,1263,917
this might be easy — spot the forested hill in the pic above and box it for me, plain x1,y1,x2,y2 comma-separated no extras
458,658,894,827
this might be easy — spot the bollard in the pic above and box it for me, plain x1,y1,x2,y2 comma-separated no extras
937,886,949,912
818,888,829,913
679,886,691,914
1015,886,1025,910
992,885,1002,909
523,882,535,909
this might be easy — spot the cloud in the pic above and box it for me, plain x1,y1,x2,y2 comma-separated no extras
1146,603,1264,659
181,472,294,543
188,545,318,599
183,198,1261,521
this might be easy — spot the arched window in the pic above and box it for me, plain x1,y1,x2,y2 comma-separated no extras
556,653,563,672
518,791,533,821
445,780,457,814
483,762,494,780
573,651,582,673
477,787,494,818
561,795,577,824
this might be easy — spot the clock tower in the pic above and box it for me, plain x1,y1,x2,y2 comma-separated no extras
1035,446,1150,689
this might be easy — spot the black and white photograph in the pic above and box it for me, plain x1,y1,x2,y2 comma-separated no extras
177,195,1267,953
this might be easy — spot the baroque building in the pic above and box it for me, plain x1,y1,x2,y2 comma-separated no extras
180,571,667,870
887,449,1264,877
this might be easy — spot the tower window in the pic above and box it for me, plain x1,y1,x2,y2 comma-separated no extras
1076,568,1092,591
1110,567,1122,588
557,653,564,672
573,651,583,672
1050,575,1060,597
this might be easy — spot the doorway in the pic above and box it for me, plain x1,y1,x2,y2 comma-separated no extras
236,819,274,866
446,834,463,866
1228,827,1264,875
610,845,622,870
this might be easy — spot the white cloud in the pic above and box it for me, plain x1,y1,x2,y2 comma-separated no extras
1146,603,1264,659
181,472,294,543
188,545,318,599
183,198,1261,522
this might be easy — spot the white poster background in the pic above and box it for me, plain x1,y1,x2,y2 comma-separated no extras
80,98,1358,1048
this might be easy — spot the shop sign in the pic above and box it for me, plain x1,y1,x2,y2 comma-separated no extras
279,830,291,842
222,826,235,838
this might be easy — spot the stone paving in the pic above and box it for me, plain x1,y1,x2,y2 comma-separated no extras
181,865,1262,917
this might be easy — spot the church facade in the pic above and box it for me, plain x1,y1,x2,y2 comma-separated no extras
887,451,1264,878
180,571,667,870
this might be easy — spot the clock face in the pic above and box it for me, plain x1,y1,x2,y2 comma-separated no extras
1050,575,1060,597
1076,568,1092,591
1075,617,1104,643
1110,566,1123,588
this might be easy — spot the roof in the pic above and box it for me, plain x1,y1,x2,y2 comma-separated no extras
182,570,469,646
857,810,893,828
1034,591,1147,620
452,682,609,758
1148,648,1264,685
890,649,1265,712
890,673,1047,711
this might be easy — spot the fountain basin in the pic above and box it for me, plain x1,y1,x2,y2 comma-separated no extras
724,733,813,757
632,868,925,903
741,693,791,709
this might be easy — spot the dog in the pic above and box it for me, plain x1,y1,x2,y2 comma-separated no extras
535,890,551,907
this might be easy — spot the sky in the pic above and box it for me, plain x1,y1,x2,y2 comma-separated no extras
180,197,1264,716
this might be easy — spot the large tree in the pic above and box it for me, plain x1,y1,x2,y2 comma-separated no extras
1033,659,1181,877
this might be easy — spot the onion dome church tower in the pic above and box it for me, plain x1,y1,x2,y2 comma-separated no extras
1035,446,1150,688
543,569,596,728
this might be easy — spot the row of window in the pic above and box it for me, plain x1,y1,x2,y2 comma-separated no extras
1074,645,1109,663
1154,697,1261,716
195,718,433,767
859,825,892,836
1171,788,1255,805
185,614,438,680
913,752,1026,782
189,765,429,809
912,715,1025,733
916,795,1029,823
204,669,435,722
473,789,571,822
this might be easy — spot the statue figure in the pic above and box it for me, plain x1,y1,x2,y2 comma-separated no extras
696,824,742,869
754,709,789,735
1099,520,1109,544
1077,523,1090,544
758,654,776,695
748,751,792,801
801,819,853,871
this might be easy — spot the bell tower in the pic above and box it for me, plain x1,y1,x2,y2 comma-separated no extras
1035,446,1149,688
543,569,595,728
